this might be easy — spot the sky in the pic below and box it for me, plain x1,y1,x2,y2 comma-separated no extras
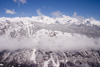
0,0,100,21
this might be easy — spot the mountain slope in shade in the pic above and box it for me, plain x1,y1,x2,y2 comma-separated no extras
0,48,100,67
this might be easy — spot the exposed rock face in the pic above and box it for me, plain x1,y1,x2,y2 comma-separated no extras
0,49,100,67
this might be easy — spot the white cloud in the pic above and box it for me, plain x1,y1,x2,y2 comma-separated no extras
4,9,16,14
0,28,100,51
36,9,42,16
73,11,77,17
51,11,62,18
13,0,27,4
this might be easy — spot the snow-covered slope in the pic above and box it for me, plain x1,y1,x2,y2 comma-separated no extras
0,16,100,38
0,16,100,67
0,15,100,25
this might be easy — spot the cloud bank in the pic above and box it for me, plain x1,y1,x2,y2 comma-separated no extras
0,29,100,51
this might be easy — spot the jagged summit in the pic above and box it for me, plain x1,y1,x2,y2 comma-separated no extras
0,15,100,25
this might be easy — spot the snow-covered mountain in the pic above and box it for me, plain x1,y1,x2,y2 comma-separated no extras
0,16,100,67
0,16,100,38
0,15,100,25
